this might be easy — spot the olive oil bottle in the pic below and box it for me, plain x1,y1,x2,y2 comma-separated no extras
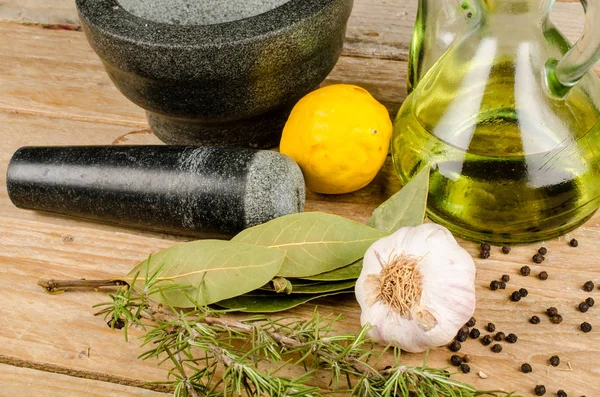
394,0,600,243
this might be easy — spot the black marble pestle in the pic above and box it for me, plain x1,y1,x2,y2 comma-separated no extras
7,146,305,236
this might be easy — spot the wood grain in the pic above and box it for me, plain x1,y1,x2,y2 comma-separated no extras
0,364,169,397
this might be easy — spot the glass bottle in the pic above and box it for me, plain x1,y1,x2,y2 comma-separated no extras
393,0,600,244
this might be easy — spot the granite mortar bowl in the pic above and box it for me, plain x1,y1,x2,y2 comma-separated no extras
75,0,354,148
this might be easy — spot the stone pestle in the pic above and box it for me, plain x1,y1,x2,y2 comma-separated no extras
6,146,306,236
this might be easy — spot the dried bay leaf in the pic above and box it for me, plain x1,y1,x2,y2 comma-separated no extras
215,290,354,313
129,240,285,308
298,259,363,281
290,280,355,294
368,166,430,233
232,212,388,278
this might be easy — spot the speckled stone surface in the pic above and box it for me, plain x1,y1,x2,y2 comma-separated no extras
75,0,354,148
6,146,305,236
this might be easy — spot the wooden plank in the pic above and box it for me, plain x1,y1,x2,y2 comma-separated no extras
0,0,586,62
0,364,169,397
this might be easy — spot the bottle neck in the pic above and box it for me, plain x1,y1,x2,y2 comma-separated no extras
484,0,552,15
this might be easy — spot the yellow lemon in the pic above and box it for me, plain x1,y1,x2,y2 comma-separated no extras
280,84,392,194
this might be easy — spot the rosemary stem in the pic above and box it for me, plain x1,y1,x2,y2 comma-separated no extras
38,278,128,292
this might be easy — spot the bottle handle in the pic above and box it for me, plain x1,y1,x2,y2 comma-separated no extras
547,0,600,97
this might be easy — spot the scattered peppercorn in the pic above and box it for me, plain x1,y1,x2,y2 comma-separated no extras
486,322,496,332
549,355,560,367
583,281,595,292
449,340,462,352
511,291,522,302
533,253,545,263
469,328,481,339
460,363,471,374
460,325,469,333
502,246,511,254
569,238,579,247
506,333,518,343
579,302,590,313
521,363,532,373
466,317,476,327
462,354,471,363
539,271,549,280
481,243,491,251
518,288,528,297
547,307,558,317
502,274,510,282
494,332,506,341
491,343,503,353
581,322,592,333
481,335,493,346
480,250,491,259
499,281,507,290
551,314,563,324
586,297,595,307
534,385,546,396
456,329,468,342
490,280,500,291
520,266,531,276
538,247,548,255
450,355,462,366
557,390,567,397
530,315,541,324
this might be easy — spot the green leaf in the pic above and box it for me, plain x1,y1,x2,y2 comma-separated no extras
260,277,293,294
297,259,363,281
215,290,354,313
368,166,430,232
289,280,355,294
232,212,388,278
128,240,285,308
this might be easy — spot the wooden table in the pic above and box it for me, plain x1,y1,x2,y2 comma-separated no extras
1,1,599,396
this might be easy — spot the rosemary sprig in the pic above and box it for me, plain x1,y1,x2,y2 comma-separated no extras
89,270,519,397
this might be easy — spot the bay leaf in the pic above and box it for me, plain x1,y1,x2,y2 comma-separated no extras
215,290,354,313
289,280,355,294
298,259,363,281
232,212,388,278
368,166,430,233
260,277,293,294
128,240,285,308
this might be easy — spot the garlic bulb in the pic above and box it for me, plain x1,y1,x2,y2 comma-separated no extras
355,223,476,353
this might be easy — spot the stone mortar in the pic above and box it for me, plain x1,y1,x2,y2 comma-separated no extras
75,0,354,148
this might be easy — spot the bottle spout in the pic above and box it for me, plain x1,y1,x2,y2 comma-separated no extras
546,0,600,98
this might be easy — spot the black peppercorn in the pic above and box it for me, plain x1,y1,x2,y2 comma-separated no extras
460,325,469,333
462,354,471,363
449,340,462,352
450,355,462,366
549,355,560,367
533,253,545,263
494,332,505,341
586,297,595,307
502,274,510,282
491,343,503,353
569,238,579,247
460,363,471,374
551,314,563,324
506,333,518,343
521,363,532,373
518,288,528,297
534,385,546,396
520,266,531,276
480,250,491,259
557,390,567,397
511,291,522,302
539,271,549,280
486,322,496,332
502,245,511,254
581,322,592,333
481,335,493,346
481,243,491,251
547,307,558,317
583,281,595,292
530,315,541,324
538,247,548,256
469,328,480,339
499,281,507,290
579,302,590,313
466,317,476,327
490,280,500,291
456,329,468,343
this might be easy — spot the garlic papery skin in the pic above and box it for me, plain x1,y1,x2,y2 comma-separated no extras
355,223,476,353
